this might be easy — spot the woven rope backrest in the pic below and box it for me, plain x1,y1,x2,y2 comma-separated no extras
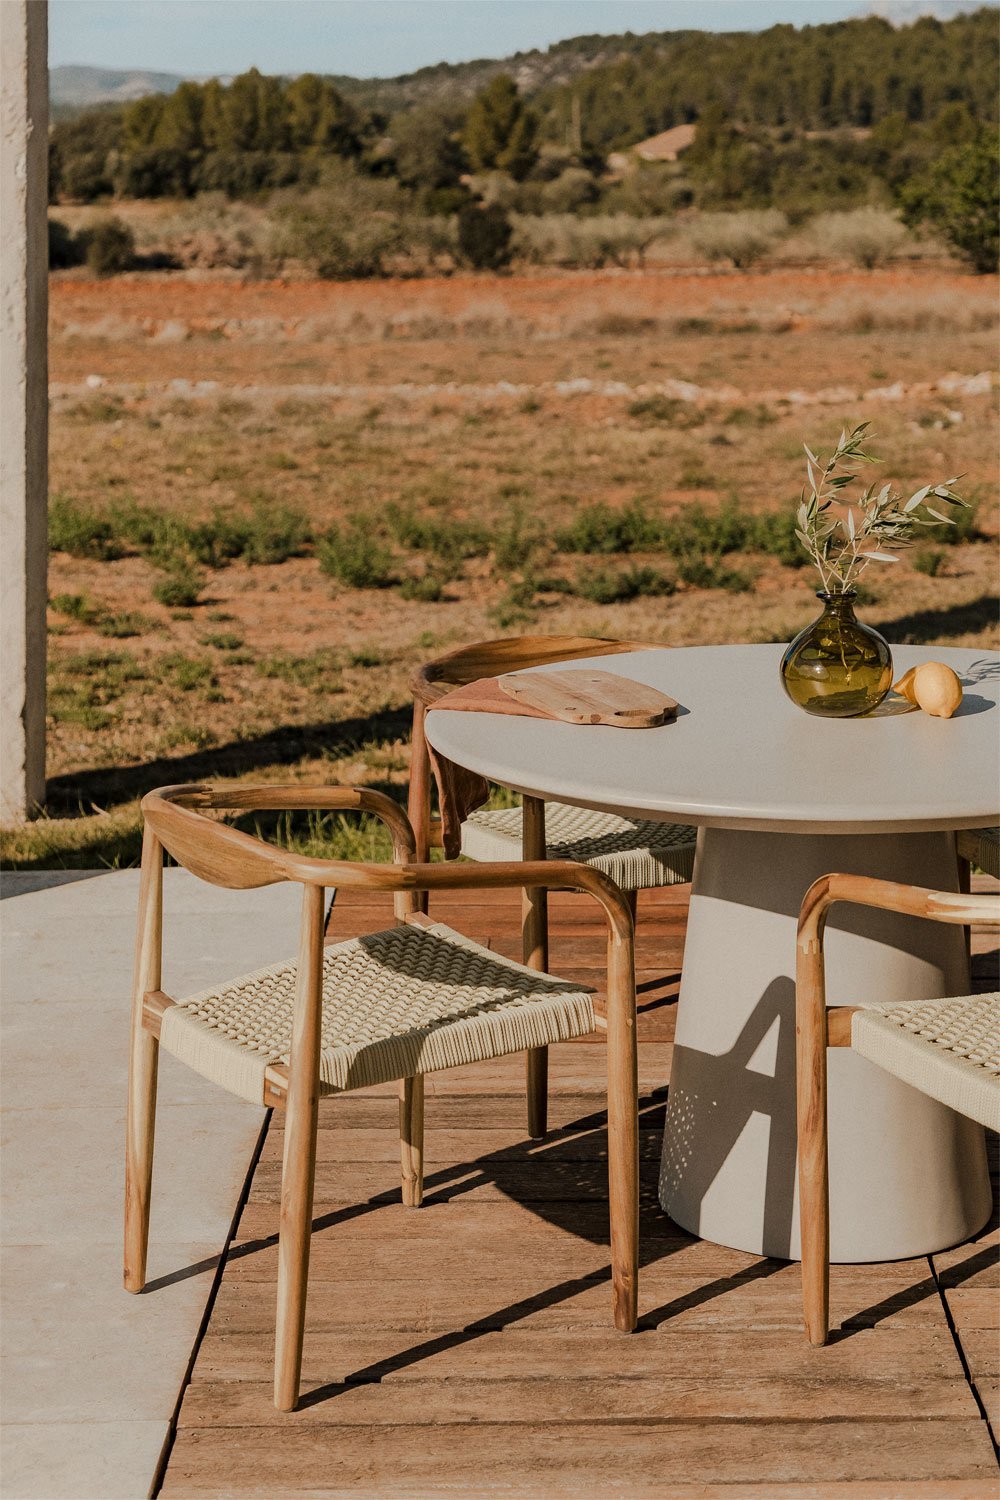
411,634,660,707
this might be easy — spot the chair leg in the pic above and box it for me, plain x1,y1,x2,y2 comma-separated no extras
399,1075,424,1207
796,957,831,1346
526,1046,548,1138
124,1025,159,1293
274,886,324,1413
124,828,162,1294
606,931,639,1333
522,795,549,1139
408,700,432,916
625,888,638,925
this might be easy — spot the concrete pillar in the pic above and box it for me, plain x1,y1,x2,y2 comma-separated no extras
1,0,48,822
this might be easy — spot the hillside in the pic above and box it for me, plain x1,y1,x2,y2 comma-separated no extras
50,65,187,110
326,32,661,116
51,8,997,136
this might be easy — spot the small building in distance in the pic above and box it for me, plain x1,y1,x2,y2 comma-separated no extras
608,123,697,175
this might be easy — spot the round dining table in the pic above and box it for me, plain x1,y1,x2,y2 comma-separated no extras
424,642,999,1262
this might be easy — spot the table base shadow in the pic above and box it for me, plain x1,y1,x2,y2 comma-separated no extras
659,826,991,1263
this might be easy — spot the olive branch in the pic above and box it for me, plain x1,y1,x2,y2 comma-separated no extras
795,422,967,593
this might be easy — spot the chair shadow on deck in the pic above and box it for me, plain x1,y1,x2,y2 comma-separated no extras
142,1079,995,1405
141,907,999,1400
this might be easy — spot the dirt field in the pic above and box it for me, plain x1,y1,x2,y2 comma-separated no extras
6,265,997,867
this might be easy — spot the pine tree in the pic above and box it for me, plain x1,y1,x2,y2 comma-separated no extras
464,75,538,180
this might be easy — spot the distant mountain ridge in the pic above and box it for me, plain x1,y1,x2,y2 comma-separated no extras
49,35,630,116
51,4,997,122
50,65,188,109
327,34,654,115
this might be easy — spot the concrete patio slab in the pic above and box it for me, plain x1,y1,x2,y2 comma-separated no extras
0,869,300,1500
2,1420,172,1500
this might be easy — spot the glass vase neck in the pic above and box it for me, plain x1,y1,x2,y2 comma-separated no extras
816,588,858,613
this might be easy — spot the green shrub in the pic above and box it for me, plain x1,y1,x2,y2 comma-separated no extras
750,511,810,568
400,573,446,602
572,564,675,604
676,555,752,592
106,497,163,552
181,512,251,568
724,404,777,427
555,501,660,555
159,654,216,692
626,395,683,423
916,500,979,545
152,563,205,608
83,217,136,276
242,501,311,564
457,202,513,271
49,495,125,560
659,500,746,557
901,135,999,274
317,525,394,588
487,577,537,628
345,645,386,668
255,648,342,689
49,649,145,731
386,504,488,566
493,507,540,571
810,208,909,269
97,610,154,638
913,547,947,577
677,464,717,490
200,632,245,650
50,592,100,623
689,211,787,270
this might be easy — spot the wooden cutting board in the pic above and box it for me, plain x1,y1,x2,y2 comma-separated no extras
498,669,678,727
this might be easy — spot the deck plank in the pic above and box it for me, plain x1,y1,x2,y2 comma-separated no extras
161,883,999,1496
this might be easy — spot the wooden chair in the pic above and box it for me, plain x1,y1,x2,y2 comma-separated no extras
409,634,696,1136
795,873,1000,1346
958,826,1000,882
125,783,639,1412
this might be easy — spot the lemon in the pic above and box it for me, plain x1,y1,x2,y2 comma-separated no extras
894,662,963,719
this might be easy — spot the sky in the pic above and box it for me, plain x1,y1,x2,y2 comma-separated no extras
48,0,992,79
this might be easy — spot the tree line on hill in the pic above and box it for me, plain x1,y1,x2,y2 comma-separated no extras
47,9,998,274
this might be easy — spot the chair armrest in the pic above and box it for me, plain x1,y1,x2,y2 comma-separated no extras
154,782,415,854
796,873,999,1055
141,784,634,943
798,873,1000,963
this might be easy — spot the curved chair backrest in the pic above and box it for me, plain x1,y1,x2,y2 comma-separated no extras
411,633,657,707
408,634,659,860
141,784,417,892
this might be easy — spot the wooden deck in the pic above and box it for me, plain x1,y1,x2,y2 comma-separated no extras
160,883,999,1498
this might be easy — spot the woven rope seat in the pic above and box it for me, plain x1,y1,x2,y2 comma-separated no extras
958,826,1000,880
461,801,696,892
159,920,596,1106
852,993,1000,1132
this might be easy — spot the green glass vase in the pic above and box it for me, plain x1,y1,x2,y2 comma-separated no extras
780,590,893,718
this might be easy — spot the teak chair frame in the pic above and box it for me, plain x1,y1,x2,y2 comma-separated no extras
127,782,638,1412
409,633,656,1138
795,871,1000,1346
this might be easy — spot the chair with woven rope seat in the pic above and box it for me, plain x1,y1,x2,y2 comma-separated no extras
409,634,696,1136
126,783,639,1412
795,873,1000,1346
957,826,1000,881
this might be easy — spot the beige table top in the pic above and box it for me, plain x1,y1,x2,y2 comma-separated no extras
424,644,1000,836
